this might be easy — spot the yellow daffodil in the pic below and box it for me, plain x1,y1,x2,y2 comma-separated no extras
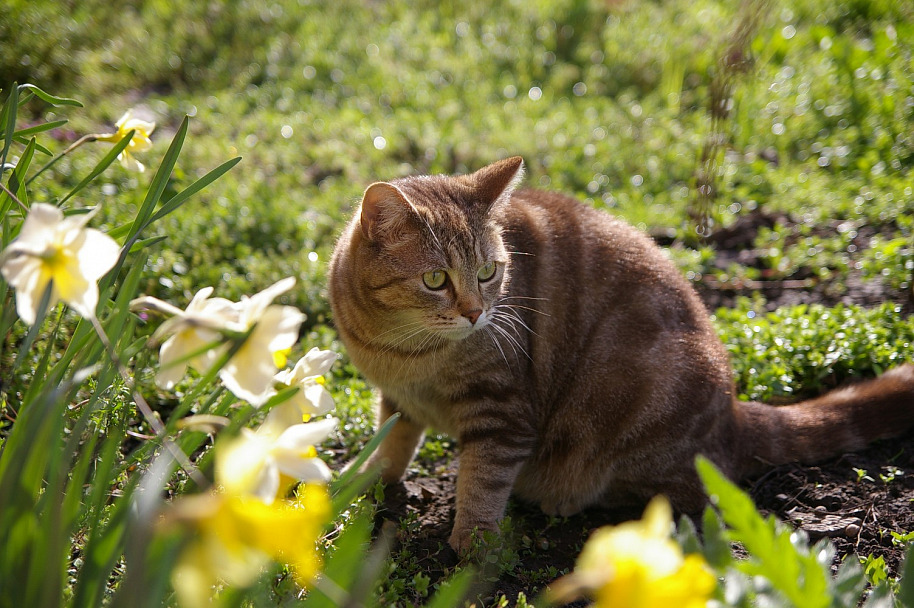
217,277,305,406
0,203,120,325
216,417,337,503
169,484,330,608
263,348,338,432
132,278,305,405
131,287,237,390
549,496,716,608
95,109,156,172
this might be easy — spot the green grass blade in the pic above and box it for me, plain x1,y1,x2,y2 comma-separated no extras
17,84,83,107
106,154,239,241
1,84,19,175
424,568,476,608
332,412,400,493
147,156,241,225
59,133,133,206
0,136,34,220
124,116,188,247
8,136,35,209
13,119,68,139
14,136,52,156
127,234,167,253
303,507,373,608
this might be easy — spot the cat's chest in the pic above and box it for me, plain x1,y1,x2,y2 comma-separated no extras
383,381,458,434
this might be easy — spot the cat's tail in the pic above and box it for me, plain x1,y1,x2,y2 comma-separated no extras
734,363,914,477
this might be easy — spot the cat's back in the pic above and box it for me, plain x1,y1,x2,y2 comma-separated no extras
497,188,711,334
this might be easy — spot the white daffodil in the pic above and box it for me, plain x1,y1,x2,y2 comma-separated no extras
218,277,305,406
0,203,120,325
263,348,338,432
216,417,337,503
131,287,238,390
95,109,156,172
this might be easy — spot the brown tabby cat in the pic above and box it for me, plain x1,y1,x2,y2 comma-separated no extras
328,156,914,553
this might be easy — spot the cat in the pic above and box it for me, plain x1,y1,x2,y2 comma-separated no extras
327,156,914,553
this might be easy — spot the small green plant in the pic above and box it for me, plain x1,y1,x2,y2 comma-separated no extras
692,456,914,607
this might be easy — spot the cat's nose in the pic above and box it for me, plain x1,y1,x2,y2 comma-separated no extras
462,309,482,325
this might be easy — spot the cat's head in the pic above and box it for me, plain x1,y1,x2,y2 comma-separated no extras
353,156,524,344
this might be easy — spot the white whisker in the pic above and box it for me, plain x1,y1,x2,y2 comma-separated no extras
484,325,512,367
489,319,531,361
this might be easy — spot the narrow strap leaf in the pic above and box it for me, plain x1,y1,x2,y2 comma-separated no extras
147,156,241,225
17,84,83,107
1,85,19,172
13,119,68,139
123,115,189,248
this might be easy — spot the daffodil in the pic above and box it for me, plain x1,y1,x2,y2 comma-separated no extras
170,484,331,608
549,496,716,608
217,277,305,406
132,278,305,405
95,109,156,172
0,203,120,325
216,417,337,503
130,287,237,390
262,348,338,432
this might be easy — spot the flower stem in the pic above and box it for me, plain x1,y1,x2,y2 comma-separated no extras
0,181,29,213
89,314,208,488
26,133,97,186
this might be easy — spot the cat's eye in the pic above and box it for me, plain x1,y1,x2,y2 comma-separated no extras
422,269,447,290
477,261,497,282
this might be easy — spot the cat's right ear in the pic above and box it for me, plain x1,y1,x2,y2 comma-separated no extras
360,182,416,242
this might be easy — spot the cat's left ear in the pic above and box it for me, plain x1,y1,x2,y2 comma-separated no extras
471,156,525,211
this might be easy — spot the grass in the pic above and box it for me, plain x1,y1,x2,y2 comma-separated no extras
3,0,914,605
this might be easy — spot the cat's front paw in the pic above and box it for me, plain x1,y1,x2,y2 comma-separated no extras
448,520,498,555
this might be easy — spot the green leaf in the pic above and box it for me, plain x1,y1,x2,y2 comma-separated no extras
1,136,35,219
128,234,167,253
304,508,374,608
424,568,476,608
107,156,240,241
700,505,732,570
13,136,52,156
147,156,242,224
1,84,19,174
833,557,866,608
697,456,831,608
124,115,189,247
897,544,914,608
332,412,401,493
13,119,68,139
18,84,83,107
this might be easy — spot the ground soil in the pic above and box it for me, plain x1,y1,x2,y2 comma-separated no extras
365,209,914,606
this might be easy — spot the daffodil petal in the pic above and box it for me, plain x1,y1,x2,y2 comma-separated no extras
259,402,308,437
302,384,335,416
156,334,192,389
275,417,338,450
16,203,62,247
220,342,279,406
72,228,120,281
9,258,57,325
273,452,332,484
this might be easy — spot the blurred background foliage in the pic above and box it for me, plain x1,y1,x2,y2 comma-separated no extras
2,0,913,373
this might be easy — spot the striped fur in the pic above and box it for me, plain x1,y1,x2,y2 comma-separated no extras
328,157,914,553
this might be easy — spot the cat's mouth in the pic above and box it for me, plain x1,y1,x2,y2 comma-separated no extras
430,314,488,341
